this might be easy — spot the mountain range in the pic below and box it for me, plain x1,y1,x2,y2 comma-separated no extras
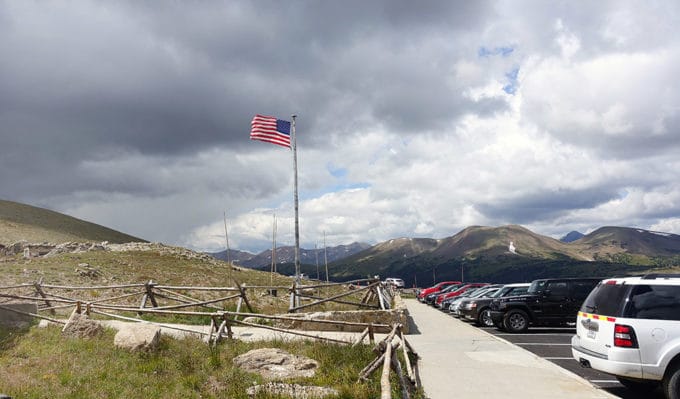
209,242,371,271
2,199,679,286
226,225,680,286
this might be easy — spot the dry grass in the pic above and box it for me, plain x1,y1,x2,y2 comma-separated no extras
0,324,423,399
0,199,143,245
1,249,373,316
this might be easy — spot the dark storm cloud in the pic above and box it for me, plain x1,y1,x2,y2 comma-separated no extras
0,0,500,202
477,186,621,224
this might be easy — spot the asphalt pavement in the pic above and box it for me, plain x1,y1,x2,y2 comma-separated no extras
480,325,665,399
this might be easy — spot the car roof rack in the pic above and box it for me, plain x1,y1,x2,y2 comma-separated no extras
641,273,680,280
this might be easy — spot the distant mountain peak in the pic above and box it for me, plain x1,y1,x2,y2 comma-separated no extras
560,231,584,243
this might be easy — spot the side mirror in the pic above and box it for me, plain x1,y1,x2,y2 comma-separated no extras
541,290,551,297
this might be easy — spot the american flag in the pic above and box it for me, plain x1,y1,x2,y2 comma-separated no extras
250,114,291,148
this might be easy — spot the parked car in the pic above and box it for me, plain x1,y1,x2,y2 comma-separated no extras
424,283,465,304
385,278,405,288
434,283,489,308
417,281,462,302
440,286,488,312
449,285,502,317
571,274,680,398
440,285,491,311
489,278,601,333
459,283,530,325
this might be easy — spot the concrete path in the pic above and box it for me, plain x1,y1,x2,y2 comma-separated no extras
404,299,615,399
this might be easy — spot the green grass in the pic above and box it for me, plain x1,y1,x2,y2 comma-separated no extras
0,325,422,399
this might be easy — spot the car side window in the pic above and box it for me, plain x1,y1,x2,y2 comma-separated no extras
625,285,680,321
546,281,568,297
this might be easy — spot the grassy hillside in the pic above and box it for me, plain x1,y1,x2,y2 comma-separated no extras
577,226,680,259
0,199,144,245
434,225,588,260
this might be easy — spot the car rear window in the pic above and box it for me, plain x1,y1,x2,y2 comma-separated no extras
623,285,680,321
580,283,631,317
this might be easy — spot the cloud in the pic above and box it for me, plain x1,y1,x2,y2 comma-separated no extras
2,1,680,253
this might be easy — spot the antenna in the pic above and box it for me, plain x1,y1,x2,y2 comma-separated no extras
324,231,329,283
223,211,232,283
315,241,320,281
270,213,277,287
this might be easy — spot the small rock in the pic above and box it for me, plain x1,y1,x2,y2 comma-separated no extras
114,324,161,352
61,312,103,339
234,348,319,380
246,383,338,399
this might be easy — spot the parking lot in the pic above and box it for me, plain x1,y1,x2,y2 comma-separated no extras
477,324,665,399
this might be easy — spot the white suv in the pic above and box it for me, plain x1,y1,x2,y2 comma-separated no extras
571,274,680,398
385,278,405,288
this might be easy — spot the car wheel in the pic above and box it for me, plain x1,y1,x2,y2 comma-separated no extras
663,362,680,399
617,376,659,393
503,309,529,333
477,308,494,327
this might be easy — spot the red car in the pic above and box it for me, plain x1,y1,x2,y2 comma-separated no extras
434,283,490,307
417,281,462,302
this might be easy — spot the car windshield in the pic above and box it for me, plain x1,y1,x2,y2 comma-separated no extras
468,288,490,298
460,288,480,297
440,284,463,293
527,280,547,294
491,286,511,298
478,288,499,297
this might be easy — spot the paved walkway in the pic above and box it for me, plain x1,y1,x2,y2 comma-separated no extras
404,299,615,399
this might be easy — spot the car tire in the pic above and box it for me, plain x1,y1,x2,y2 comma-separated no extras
477,308,494,327
663,362,680,399
617,376,659,393
503,309,529,333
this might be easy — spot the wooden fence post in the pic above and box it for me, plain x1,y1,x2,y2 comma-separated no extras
33,278,55,315
380,339,393,399
145,280,158,307
400,328,415,383
288,281,297,312
236,282,253,313
138,293,148,315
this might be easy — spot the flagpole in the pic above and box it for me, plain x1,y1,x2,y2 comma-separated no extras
291,114,301,286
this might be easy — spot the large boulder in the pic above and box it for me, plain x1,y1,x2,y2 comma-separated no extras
233,348,319,380
246,382,338,398
113,324,161,352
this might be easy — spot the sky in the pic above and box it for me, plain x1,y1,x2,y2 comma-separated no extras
2,1,680,254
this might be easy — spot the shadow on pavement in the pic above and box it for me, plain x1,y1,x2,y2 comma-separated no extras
406,314,421,335
603,385,663,399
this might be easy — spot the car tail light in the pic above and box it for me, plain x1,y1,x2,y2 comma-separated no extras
614,324,638,348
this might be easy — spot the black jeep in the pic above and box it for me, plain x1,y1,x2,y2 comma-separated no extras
489,278,601,333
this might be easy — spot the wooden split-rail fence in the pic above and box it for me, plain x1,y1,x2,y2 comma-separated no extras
0,278,415,397
0,277,397,341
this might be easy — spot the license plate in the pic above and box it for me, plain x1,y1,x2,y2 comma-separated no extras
587,330,596,339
